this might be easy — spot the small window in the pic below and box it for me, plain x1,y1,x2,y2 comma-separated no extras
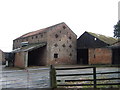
63,26,66,29
54,53,58,58
32,37,34,39
55,34,59,38
36,36,38,38
60,31,61,33
62,44,66,47
54,43,58,47
69,36,72,39
69,45,72,48
69,53,72,56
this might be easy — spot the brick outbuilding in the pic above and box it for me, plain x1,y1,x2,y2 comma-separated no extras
77,31,117,65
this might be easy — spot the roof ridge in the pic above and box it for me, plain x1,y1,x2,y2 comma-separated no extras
14,22,65,40
86,31,117,45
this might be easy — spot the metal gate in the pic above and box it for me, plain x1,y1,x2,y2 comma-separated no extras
1,67,50,88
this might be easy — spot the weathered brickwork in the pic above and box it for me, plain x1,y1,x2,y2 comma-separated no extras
13,31,47,49
46,23,77,65
13,22,77,67
0,50,5,64
14,52,26,68
89,48,112,64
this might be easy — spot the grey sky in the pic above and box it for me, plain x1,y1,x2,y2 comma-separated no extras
0,0,119,52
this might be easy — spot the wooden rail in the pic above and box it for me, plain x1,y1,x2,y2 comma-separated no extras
50,65,120,88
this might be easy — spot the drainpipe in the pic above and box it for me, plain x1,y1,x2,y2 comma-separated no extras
6,60,8,67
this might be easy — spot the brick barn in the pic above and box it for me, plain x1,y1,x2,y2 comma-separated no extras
77,31,117,65
13,22,77,68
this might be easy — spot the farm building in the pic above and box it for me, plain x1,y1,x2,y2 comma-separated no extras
77,31,118,65
12,22,77,68
0,49,5,65
110,41,120,64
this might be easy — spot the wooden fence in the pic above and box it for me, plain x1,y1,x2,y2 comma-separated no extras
50,65,120,88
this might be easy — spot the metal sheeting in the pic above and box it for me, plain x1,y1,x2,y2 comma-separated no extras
12,42,47,53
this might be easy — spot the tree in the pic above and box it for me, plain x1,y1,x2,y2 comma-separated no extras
114,20,120,39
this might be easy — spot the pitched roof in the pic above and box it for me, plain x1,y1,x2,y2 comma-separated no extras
86,31,117,45
15,22,65,40
109,41,120,48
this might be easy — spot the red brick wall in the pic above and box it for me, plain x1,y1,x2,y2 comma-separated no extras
89,48,112,64
14,52,25,68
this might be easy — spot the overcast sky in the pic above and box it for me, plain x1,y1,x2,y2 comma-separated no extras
0,0,119,52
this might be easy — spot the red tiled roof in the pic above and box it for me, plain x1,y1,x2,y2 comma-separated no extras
20,29,46,38
15,22,65,40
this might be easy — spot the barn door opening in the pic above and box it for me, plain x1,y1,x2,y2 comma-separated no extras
112,48,120,65
77,49,88,64
28,46,46,66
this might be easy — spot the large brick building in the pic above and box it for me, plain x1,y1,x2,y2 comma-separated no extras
13,22,77,68
77,31,117,65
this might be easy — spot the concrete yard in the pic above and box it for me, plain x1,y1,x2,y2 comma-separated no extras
1,65,120,89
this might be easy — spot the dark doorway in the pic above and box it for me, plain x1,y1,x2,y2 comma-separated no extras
28,47,46,66
77,49,88,64
112,48,120,65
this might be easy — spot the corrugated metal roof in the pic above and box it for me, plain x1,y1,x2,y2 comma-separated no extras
87,31,117,45
12,42,46,53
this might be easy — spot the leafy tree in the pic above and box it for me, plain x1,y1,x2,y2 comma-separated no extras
114,20,120,39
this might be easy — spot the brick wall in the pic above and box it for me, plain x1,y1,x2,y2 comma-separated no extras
47,23,77,65
89,48,112,64
13,32,47,49
0,50,5,63
14,52,25,68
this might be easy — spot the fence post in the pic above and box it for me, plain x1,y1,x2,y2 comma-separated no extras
93,67,96,88
50,65,57,89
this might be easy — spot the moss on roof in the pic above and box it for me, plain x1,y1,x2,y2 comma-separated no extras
87,31,117,45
